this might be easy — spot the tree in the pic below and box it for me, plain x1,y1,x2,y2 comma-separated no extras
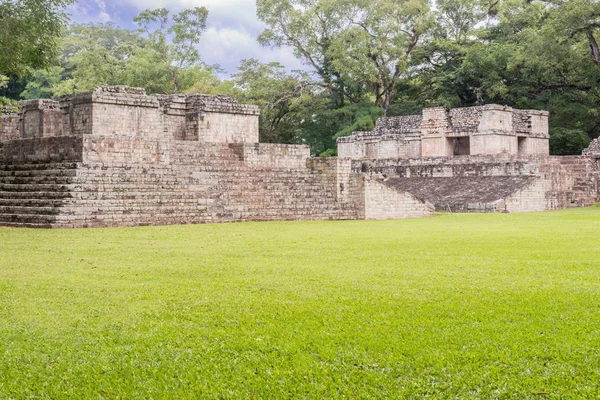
231,59,314,143
0,0,73,104
133,7,208,92
257,0,431,112
53,23,145,95
48,8,212,96
257,0,354,106
328,0,431,112
20,66,63,99
0,0,74,77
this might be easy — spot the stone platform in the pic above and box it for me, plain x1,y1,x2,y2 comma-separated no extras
0,87,598,228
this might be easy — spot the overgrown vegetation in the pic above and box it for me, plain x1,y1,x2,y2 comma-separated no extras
1,208,600,397
2,0,600,155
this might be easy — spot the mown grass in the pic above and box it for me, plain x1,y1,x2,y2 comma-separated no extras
1,207,600,398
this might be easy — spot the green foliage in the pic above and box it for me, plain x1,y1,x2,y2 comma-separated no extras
52,23,146,95
226,59,382,155
133,7,208,92
549,128,592,155
2,209,600,397
230,59,314,144
50,8,210,97
257,0,432,111
0,0,74,77
184,67,238,97
20,67,64,99
331,103,382,139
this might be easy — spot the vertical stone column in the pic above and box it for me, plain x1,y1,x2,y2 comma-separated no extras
420,107,453,157
0,106,21,141
21,100,63,138
471,105,515,155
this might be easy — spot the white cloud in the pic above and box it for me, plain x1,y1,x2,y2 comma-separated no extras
68,1,112,23
124,0,308,75
70,0,309,76
198,26,305,75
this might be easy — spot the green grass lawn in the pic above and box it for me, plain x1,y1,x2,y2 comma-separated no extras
1,207,600,398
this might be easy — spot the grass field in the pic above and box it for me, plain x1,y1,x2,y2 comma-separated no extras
1,207,600,398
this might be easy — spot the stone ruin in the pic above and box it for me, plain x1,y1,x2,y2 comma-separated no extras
0,86,598,228
337,105,550,159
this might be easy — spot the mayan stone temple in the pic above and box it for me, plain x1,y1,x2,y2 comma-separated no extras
0,86,599,228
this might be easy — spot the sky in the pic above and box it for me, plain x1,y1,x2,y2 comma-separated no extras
67,0,305,76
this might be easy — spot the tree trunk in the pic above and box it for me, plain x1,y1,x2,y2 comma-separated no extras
586,30,600,71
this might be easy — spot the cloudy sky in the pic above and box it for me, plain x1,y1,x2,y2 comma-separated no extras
67,0,305,76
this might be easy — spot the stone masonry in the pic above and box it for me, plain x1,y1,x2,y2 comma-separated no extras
338,105,550,159
0,86,432,228
0,87,598,228
339,106,599,213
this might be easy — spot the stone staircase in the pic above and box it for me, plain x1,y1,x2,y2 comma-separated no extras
0,153,359,228
0,163,79,227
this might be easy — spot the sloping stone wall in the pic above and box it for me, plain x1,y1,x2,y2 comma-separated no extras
357,154,599,212
364,179,434,219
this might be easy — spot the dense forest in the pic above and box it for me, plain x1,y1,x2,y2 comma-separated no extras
2,0,600,156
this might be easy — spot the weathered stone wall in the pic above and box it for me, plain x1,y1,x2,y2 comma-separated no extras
338,104,550,159
338,115,422,159
0,107,21,141
0,136,84,164
82,136,170,164
0,134,376,227
2,87,260,143
583,138,600,157
21,100,63,138
230,143,310,169
364,179,434,219
157,94,259,142
357,154,599,212
497,178,547,213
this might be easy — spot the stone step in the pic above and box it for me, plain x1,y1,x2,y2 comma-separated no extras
0,176,75,185
0,213,56,224
0,162,79,171
0,206,61,215
0,169,78,178
0,191,72,200
0,183,72,192
0,221,54,228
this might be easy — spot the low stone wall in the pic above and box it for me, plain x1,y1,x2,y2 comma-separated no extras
0,136,84,164
82,136,171,164
355,154,542,177
357,154,599,212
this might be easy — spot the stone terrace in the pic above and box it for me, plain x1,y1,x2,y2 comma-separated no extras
0,86,434,228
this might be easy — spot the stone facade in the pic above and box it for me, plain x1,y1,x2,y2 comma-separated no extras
0,86,420,228
0,88,598,228
334,104,600,214
357,155,598,213
338,104,550,159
